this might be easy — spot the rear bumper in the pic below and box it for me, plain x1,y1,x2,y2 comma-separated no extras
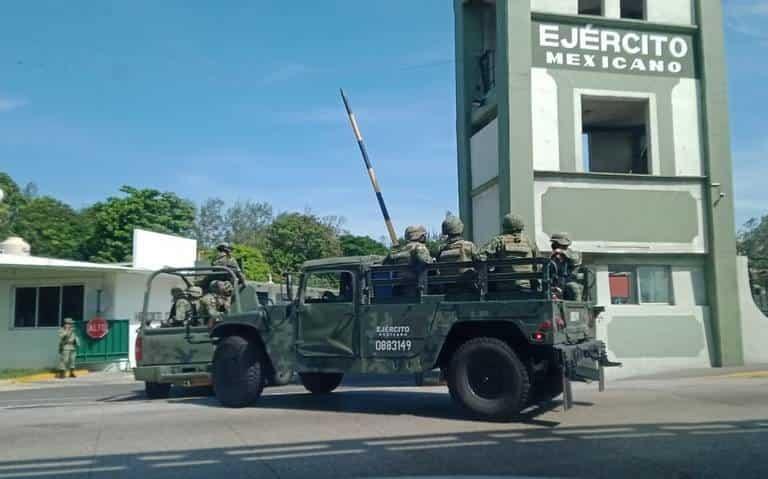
134,364,212,387
554,339,621,410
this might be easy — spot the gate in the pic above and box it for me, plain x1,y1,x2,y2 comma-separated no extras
75,319,130,363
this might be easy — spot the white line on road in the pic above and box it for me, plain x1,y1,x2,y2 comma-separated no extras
241,449,366,461
580,432,675,440
662,424,735,431
0,460,93,471
553,427,635,435
0,466,126,478
151,460,221,468
138,454,187,461
487,432,524,438
365,436,458,446
515,437,565,443
689,429,768,436
227,445,330,456
387,440,498,451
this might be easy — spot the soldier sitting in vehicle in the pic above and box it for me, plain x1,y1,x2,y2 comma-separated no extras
383,225,433,297
549,232,584,301
185,286,204,325
200,281,228,329
482,213,539,292
166,287,191,327
437,215,481,296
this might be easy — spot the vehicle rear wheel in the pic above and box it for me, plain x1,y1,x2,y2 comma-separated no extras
447,337,530,421
299,373,343,394
145,381,171,399
213,335,264,408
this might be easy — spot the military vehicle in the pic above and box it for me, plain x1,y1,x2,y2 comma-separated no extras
134,267,290,399
210,256,618,420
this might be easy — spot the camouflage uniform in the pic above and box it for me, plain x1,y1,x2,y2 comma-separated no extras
482,214,539,289
200,281,230,328
549,232,584,301
185,286,203,325
167,287,188,326
212,243,247,286
384,225,433,296
437,216,480,296
58,318,80,378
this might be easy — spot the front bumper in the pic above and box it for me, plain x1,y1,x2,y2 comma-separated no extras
134,364,212,387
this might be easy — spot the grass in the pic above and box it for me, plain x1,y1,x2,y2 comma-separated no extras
0,369,53,380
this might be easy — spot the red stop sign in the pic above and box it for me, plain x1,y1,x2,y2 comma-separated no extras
86,317,109,340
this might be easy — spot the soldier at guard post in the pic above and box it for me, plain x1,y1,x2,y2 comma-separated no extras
57,318,80,378
482,213,539,290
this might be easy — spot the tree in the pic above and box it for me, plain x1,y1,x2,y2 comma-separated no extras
14,197,85,259
265,212,342,278
339,234,389,257
0,173,27,239
226,200,273,248
205,243,271,282
195,198,227,249
738,216,768,271
82,186,196,263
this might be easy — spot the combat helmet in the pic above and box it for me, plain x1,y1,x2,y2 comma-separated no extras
171,286,184,297
550,232,572,247
63,318,74,325
186,286,203,299
502,213,525,234
404,225,427,243
441,215,464,237
216,242,232,253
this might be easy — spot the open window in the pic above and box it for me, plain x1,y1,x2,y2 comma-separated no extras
303,271,355,304
609,266,672,305
582,96,651,174
579,0,603,16
621,0,646,20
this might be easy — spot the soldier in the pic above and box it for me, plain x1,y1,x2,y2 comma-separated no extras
57,318,80,379
166,287,188,327
437,215,480,265
384,225,433,296
185,286,204,325
212,242,247,286
549,232,584,301
218,280,234,313
200,281,227,329
482,213,539,290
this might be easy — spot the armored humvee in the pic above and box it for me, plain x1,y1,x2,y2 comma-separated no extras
210,256,617,420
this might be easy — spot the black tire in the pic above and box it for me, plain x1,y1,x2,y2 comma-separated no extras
145,381,171,399
447,337,530,421
299,373,343,394
213,335,264,408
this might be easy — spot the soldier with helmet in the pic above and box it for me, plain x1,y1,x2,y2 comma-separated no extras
384,225,433,296
482,213,539,290
212,242,246,286
437,215,480,265
185,286,204,325
166,287,189,327
57,318,80,379
549,232,584,301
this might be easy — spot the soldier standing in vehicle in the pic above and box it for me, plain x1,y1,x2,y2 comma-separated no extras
437,215,480,265
212,243,247,286
482,214,539,290
57,318,80,378
384,225,433,296
549,232,584,300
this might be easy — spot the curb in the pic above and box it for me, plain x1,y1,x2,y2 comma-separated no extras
718,370,768,379
12,370,90,383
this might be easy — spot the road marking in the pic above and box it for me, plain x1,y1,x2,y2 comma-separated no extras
227,445,330,456
365,436,458,446
387,440,497,451
689,429,768,436
0,466,125,478
515,437,565,443
152,460,220,468
138,454,186,461
241,449,366,461
0,461,93,471
580,432,675,440
718,371,768,379
488,432,524,438
662,424,735,431
553,427,634,435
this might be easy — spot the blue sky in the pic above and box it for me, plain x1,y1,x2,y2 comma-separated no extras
0,0,765,240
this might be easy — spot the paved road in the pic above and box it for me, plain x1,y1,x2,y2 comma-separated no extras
0,372,767,478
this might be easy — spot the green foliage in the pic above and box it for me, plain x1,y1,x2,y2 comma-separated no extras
226,200,273,248
82,186,195,263
205,244,271,282
14,196,85,259
265,212,342,277
738,216,768,271
195,198,227,249
339,234,388,257
0,173,26,239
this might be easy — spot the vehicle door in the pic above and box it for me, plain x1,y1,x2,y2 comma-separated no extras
296,269,358,358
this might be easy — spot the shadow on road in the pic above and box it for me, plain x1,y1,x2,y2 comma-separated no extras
0,418,765,478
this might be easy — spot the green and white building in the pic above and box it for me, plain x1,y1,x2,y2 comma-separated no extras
454,0,768,376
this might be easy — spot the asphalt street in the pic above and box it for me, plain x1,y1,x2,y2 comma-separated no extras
0,372,767,479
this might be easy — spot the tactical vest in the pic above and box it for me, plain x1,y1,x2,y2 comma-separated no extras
438,240,474,263
498,234,534,273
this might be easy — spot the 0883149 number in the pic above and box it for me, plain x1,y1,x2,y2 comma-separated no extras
374,340,412,352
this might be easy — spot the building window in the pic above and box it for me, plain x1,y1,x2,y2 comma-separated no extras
609,266,672,305
621,0,646,20
582,96,650,174
13,285,85,328
579,0,603,15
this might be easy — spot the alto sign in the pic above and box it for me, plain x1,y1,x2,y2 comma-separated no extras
86,317,109,340
532,22,696,78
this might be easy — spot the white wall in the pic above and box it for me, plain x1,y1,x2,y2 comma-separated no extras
470,119,499,189
531,0,577,14
132,229,197,271
671,79,704,176
646,0,694,25
532,68,560,171
737,256,768,364
472,185,501,245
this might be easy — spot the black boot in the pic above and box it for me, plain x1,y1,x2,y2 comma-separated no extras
58,371,66,379
69,370,76,378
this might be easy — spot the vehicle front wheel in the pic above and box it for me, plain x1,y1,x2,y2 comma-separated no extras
447,337,530,421
145,381,171,399
299,373,343,394
213,335,264,408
